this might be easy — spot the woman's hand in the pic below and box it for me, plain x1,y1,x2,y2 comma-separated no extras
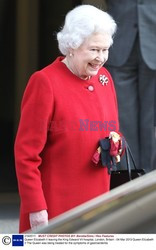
29,209,48,230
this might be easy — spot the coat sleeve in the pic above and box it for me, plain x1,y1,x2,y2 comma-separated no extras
14,71,54,213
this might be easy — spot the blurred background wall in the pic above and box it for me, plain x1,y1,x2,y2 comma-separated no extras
0,0,82,193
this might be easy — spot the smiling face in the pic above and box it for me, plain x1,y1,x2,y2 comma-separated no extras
68,33,112,79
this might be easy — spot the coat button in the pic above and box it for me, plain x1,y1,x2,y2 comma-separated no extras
88,85,94,91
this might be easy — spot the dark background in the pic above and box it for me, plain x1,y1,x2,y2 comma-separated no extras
0,0,82,192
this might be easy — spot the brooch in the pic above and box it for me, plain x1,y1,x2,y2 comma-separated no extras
99,75,109,86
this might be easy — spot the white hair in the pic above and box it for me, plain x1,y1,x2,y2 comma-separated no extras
57,5,117,55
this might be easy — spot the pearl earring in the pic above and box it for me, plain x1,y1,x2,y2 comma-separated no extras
69,53,72,57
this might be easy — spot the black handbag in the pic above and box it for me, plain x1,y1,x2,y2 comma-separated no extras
110,141,146,189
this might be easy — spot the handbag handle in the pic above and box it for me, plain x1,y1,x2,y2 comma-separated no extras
124,140,137,180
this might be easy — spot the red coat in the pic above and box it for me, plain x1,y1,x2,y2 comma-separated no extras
14,57,119,232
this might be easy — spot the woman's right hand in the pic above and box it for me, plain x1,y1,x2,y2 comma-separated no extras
29,209,48,230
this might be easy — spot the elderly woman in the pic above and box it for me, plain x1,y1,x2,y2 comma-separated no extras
15,4,119,233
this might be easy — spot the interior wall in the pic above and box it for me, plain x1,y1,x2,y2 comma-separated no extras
0,0,16,192
0,0,82,192
82,0,107,9
39,0,81,68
